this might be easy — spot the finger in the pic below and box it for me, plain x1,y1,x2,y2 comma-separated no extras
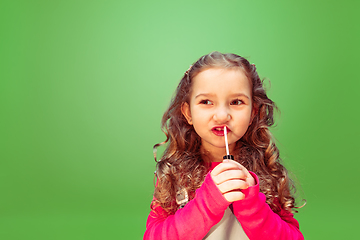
223,191,245,202
227,159,255,186
211,161,244,176
217,179,249,194
212,169,247,185
225,160,256,186
246,176,256,187
224,160,253,179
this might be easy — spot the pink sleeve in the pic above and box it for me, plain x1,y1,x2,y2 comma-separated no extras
143,173,230,240
232,172,304,240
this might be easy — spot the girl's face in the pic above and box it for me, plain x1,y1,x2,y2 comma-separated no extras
182,68,254,155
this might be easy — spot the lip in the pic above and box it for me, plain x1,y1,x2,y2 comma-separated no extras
211,125,230,136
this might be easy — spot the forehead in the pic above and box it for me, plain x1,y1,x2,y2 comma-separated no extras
191,68,252,96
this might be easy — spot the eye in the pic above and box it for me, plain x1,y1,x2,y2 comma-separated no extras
199,99,212,105
230,99,243,105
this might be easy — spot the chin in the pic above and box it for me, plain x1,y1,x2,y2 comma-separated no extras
212,142,229,149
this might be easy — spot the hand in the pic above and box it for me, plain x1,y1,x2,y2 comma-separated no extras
211,159,255,202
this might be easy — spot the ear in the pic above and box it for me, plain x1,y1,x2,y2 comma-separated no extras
249,105,257,126
181,102,193,125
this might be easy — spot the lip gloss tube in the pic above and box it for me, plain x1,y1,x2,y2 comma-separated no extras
223,127,234,160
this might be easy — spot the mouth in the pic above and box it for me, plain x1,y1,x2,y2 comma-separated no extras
211,126,230,136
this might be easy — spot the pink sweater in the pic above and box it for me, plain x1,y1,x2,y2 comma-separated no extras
144,162,303,240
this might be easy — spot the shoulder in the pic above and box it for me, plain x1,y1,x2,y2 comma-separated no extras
272,198,300,229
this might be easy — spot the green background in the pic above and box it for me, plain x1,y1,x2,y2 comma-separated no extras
1,0,359,239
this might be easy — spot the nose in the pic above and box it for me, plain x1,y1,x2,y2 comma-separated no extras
213,106,231,123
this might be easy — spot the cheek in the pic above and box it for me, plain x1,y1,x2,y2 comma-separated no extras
237,109,252,121
190,105,206,120
234,111,253,130
190,111,205,126
190,107,210,131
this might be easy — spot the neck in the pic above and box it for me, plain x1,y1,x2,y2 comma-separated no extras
200,143,236,162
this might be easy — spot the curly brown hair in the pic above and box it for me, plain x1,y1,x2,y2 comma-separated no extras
152,51,297,215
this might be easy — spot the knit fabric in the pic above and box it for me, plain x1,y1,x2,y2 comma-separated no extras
144,162,303,240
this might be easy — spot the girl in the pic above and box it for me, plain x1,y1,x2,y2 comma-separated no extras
144,52,303,240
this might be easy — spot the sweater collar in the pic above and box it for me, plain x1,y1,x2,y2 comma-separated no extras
210,161,222,170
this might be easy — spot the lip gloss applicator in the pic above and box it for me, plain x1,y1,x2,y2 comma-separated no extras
223,127,234,160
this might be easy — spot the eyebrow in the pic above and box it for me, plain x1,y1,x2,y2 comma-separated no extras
230,93,250,99
195,93,215,99
195,93,250,99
